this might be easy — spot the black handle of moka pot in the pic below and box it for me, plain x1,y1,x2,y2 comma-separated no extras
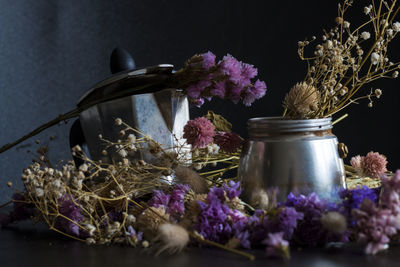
69,48,136,167
69,119,86,168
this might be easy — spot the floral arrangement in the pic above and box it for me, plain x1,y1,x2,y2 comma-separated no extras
0,115,397,259
2,0,400,262
284,0,400,119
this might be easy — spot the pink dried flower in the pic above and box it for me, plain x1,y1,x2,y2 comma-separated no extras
214,132,243,153
350,152,388,178
362,152,387,178
350,155,363,175
183,117,215,148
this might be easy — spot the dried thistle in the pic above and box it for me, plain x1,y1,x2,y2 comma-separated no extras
284,82,320,118
174,166,208,194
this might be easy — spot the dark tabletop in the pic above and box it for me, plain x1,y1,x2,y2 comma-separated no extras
1,222,400,267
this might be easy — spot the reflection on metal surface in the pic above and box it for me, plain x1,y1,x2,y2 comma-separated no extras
239,117,346,202
78,89,189,164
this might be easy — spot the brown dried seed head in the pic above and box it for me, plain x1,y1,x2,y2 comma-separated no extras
284,82,319,118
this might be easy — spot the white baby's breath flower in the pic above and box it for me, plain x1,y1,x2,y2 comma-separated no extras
375,89,382,98
127,134,136,144
393,22,400,32
393,71,399,78
364,6,371,15
118,149,128,158
343,21,350,28
360,31,371,40
79,163,88,172
35,188,44,197
371,52,380,65
115,118,122,126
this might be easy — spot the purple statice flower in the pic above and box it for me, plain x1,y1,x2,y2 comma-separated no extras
149,190,170,208
219,54,242,83
243,80,267,106
194,181,248,245
284,193,345,245
266,207,304,240
207,181,242,202
56,195,84,236
201,51,216,70
214,132,243,153
183,117,216,149
125,225,143,245
149,184,190,219
262,232,290,259
339,186,380,225
168,184,190,217
1,193,35,227
210,81,226,99
182,52,266,107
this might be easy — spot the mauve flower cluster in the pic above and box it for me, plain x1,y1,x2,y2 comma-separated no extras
183,117,243,151
56,194,85,236
352,170,400,255
149,184,190,219
183,117,215,149
350,151,388,178
284,193,347,245
184,52,267,107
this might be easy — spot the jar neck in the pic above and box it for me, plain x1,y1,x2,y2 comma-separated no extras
247,117,333,139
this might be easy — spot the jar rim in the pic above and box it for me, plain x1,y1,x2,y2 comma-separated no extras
247,117,332,134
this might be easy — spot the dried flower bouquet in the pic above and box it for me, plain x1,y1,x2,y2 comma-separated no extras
284,0,400,119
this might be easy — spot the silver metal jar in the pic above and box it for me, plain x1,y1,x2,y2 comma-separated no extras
238,117,346,203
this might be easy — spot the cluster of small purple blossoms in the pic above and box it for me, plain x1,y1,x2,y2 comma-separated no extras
350,151,388,178
149,184,190,220
0,193,35,227
194,181,248,246
55,194,85,236
339,185,380,226
284,193,348,245
183,52,266,107
183,116,243,151
352,170,400,255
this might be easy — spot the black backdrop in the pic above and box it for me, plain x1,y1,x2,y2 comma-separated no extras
1,0,399,202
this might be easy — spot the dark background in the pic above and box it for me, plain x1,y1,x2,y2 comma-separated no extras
1,0,399,203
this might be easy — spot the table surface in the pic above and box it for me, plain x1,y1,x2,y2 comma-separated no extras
1,222,400,267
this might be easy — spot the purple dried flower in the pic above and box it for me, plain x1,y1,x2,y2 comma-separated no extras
125,225,143,245
339,186,380,225
210,81,227,99
219,54,242,83
214,132,243,153
149,190,171,208
194,181,247,245
262,232,290,259
56,195,84,236
242,80,267,106
284,193,346,245
181,52,266,106
201,51,216,70
241,63,258,80
267,207,304,240
183,117,215,148
149,184,190,219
